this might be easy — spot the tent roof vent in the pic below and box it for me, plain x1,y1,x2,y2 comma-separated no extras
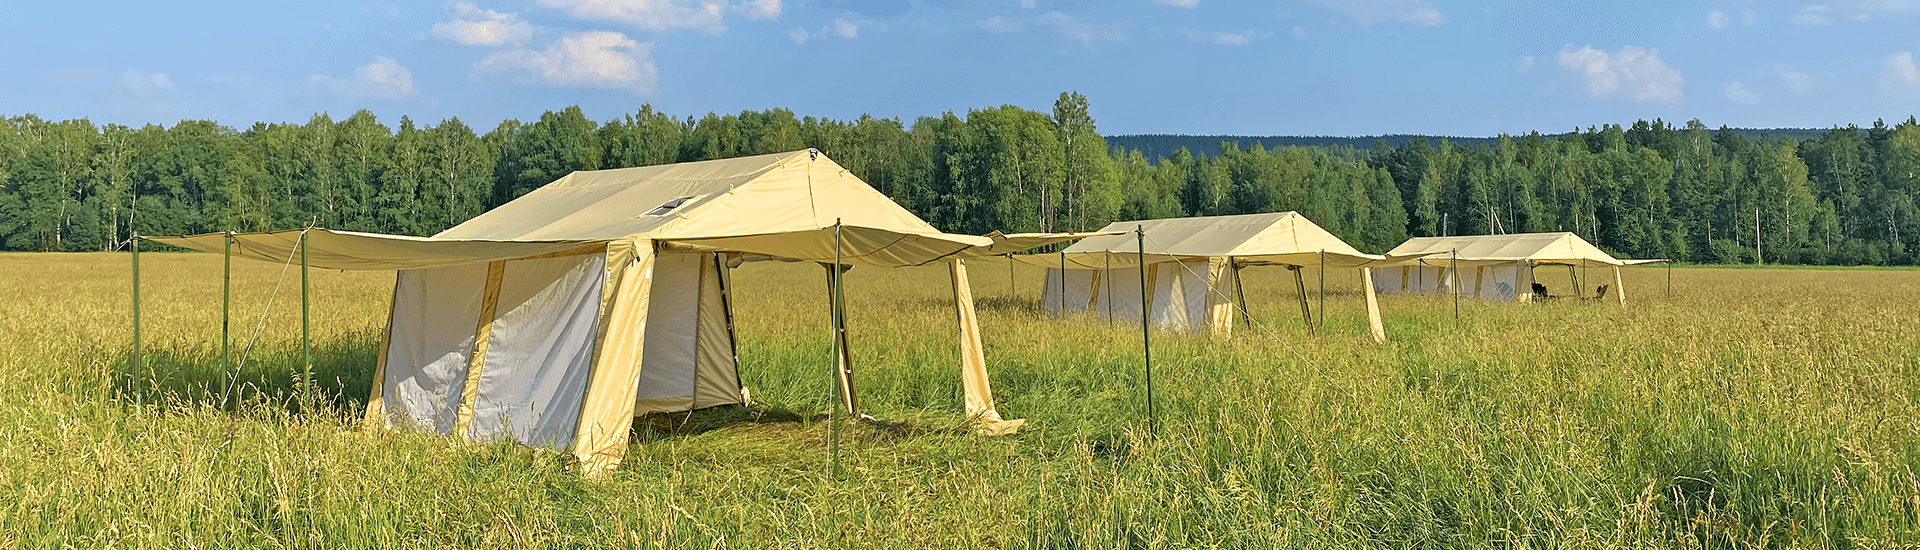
644,197,693,217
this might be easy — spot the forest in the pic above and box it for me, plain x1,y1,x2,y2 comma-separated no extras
2,92,1918,265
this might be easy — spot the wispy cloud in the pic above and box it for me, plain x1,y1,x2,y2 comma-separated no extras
1035,11,1127,46
1792,1,1920,26
790,18,861,44
478,31,657,93
537,0,728,35
1883,52,1920,87
1150,0,1198,7
120,69,175,96
733,0,780,20
976,15,1023,33
1706,9,1729,29
1724,81,1758,104
1557,45,1683,103
310,57,419,99
431,2,535,47
1308,0,1445,26
1167,27,1269,46
1516,56,1535,73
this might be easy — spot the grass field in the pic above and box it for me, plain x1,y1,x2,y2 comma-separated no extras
2,251,1918,548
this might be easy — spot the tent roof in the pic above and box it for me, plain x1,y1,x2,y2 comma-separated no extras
1383,232,1644,267
1000,212,1383,269
436,150,939,242
146,150,1093,270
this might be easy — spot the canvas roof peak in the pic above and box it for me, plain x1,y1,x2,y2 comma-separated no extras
1385,232,1634,266
437,149,939,242
1004,211,1381,268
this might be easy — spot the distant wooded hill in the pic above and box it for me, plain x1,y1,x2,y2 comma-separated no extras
1106,128,1833,161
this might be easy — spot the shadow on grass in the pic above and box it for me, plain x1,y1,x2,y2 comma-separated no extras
632,404,960,445
110,331,379,418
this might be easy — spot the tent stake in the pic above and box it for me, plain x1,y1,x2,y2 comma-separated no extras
131,235,142,406
300,229,312,413
1136,226,1155,435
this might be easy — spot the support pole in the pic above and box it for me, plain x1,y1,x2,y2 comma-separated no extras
1613,266,1626,307
1104,252,1113,322
829,219,845,477
1232,261,1251,327
131,236,142,406
1058,250,1067,315
1451,249,1459,322
1317,250,1325,330
1291,267,1312,332
1136,226,1155,435
1666,260,1672,298
222,233,232,368
300,229,312,412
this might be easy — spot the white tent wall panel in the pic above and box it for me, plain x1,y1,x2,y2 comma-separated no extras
1149,260,1212,333
466,253,608,448
380,262,490,435
1041,268,1098,315
634,251,704,412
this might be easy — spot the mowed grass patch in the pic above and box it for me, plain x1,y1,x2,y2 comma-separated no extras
1,251,1917,548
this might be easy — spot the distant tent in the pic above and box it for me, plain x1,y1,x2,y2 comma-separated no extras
1373,232,1665,303
1004,212,1393,342
147,150,1088,475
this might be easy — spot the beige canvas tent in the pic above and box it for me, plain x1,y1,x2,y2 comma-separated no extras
1373,232,1664,304
146,150,1089,475
1005,212,1391,342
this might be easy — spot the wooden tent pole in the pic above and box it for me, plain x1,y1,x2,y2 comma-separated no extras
1291,266,1312,332
1451,249,1459,322
1058,250,1067,315
1232,260,1251,327
829,220,843,478
1317,250,1325,330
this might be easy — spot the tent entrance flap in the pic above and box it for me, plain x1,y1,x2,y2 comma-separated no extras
634,250,745,415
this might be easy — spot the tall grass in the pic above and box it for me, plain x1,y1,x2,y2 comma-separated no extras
1,251,1916,548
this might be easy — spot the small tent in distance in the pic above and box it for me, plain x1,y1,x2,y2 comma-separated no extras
146,149,1091,475
1004,212,1392,342
1373,232,1666,304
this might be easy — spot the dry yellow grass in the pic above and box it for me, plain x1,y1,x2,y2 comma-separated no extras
1,251,1917,548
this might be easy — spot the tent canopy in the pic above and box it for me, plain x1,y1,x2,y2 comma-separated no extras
1381,232,1660,267
148,150,1078,269
1001,212,1387,269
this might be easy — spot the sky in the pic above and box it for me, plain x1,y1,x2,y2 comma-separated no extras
2,0,1919,137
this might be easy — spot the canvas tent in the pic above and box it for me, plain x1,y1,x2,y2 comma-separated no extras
1372,232,1664,304
144,149,1089,475
1004,212,1392,342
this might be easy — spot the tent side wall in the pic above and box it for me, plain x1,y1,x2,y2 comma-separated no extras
634,250,743,414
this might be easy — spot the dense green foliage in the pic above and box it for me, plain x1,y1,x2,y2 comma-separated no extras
4,97,1918,264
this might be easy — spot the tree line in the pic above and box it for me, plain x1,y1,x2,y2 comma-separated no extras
2,94,1917,265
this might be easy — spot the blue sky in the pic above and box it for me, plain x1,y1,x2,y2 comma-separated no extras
3,0,1918,137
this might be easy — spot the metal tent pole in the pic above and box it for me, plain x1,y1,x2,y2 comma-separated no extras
829,219,844,478
222,233,232,368
300,229,312,412
1317,250,1325,330
131,236,142,406
1451,249,1459,322
1058,250,1067,315
1104,252,1113,322
1136,226,1155,434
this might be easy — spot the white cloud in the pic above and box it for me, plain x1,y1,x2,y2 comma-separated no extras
828,18,859,39
1779,69,1813,92
1308,0,1445,26
1019,0,1035,8
431,2,535,46
537,0,728,35
790,19,861,44
1290,25,1305,38
1706,9,1729,28
1035,11,1127,46
1557,45,1684,103
1151,0,1198,7
478,31,657,93
120,69,175,96
1724,81,1758,104
732,0,780,20
1884,52,1920,87
976,16,1023,33
1516,56,1535,73
1742,9,1757,25
1169,27,1267,46
1792,1,1920,26
310,57,419,99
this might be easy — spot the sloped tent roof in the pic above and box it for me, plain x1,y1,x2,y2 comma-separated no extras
1000,212,1387,269
149,150,1090,269
1381,232,1666,268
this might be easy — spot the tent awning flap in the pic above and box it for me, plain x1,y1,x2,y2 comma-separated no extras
144,229,608,271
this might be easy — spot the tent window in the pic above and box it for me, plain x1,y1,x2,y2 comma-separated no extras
645,197,694,217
